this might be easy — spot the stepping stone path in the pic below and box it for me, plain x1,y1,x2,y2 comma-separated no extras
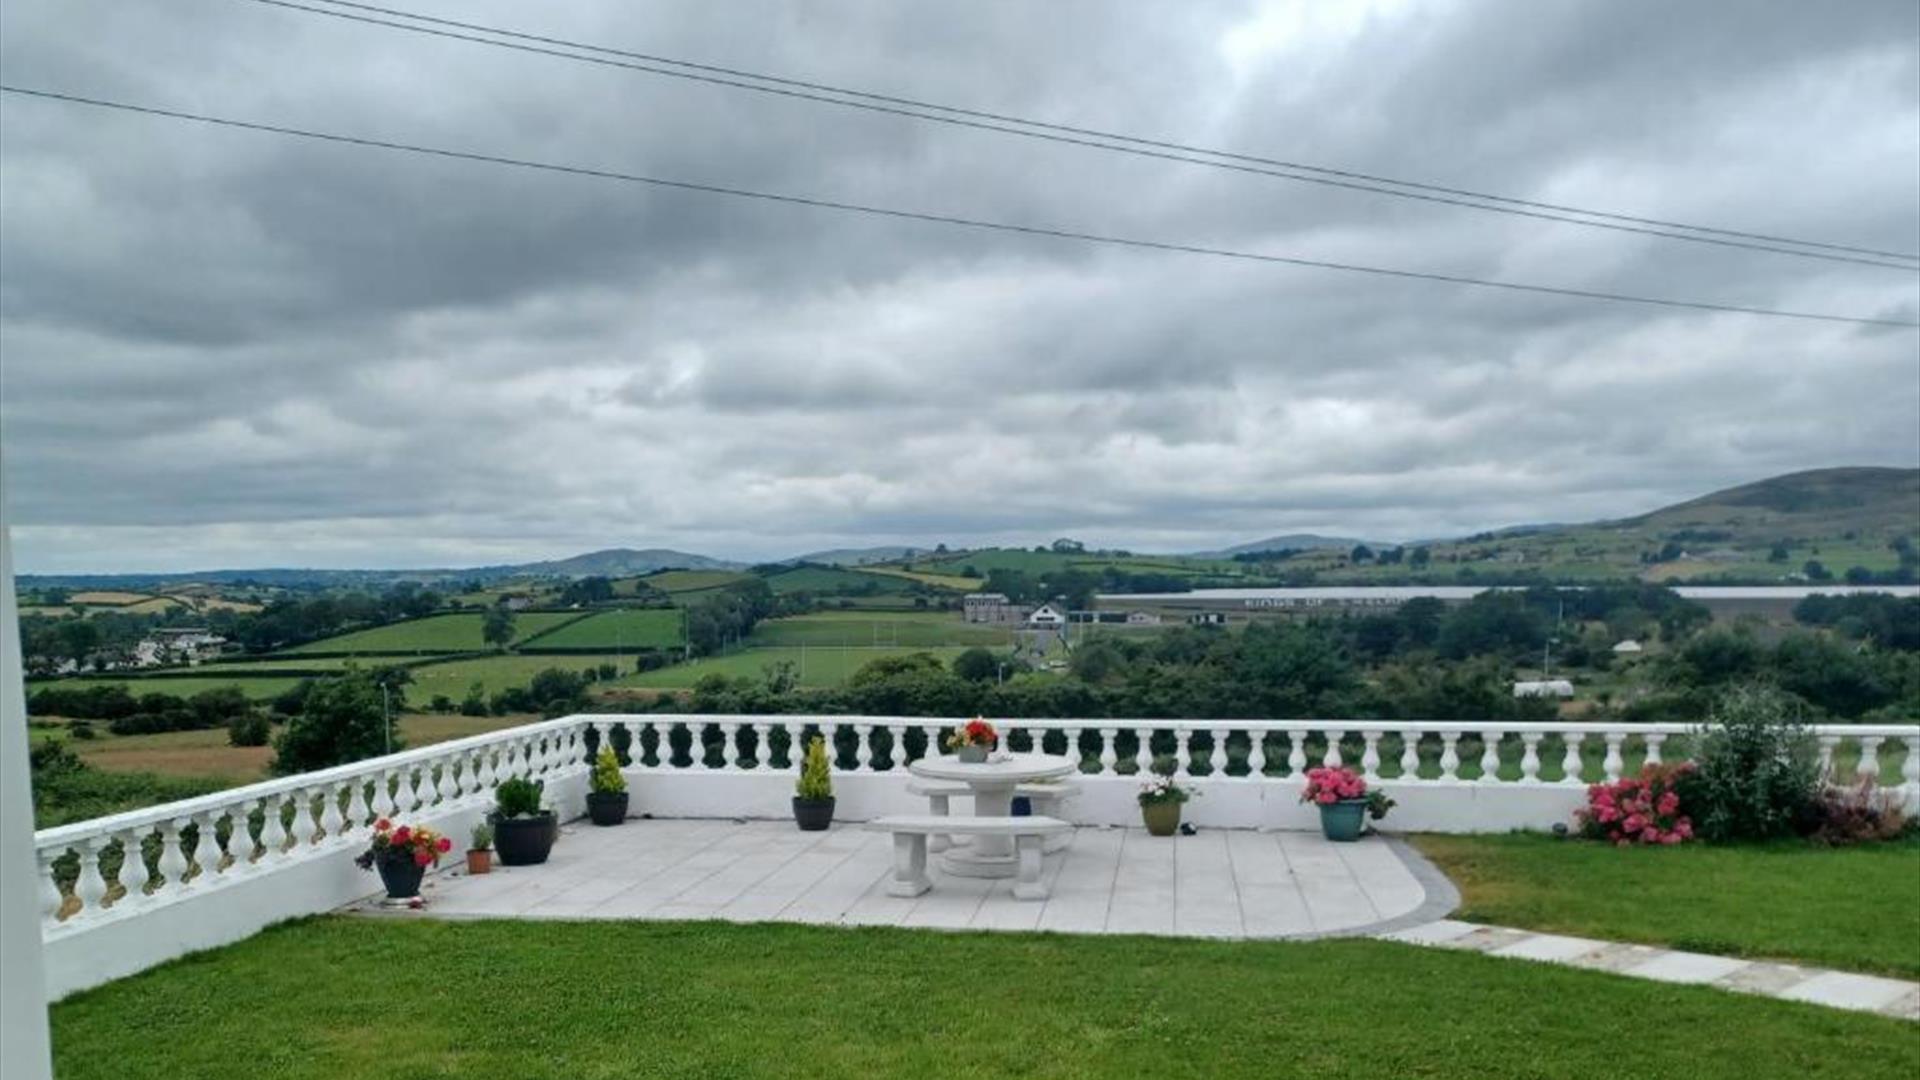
1378,919,1919,1021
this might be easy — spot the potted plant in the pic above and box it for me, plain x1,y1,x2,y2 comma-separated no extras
1137,774,1192,837
354,818,453,901
466,821,494,875
792,735,835,831
1300,766,1395,842
491,777,557,865
946,717,997,763
586,746,629,826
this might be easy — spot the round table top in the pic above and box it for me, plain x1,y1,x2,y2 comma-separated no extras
908,752,1078,785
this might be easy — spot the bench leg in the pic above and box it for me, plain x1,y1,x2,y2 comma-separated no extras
1012,834,1048,901
926,794,952,853
1029,796,1073,853
888,833,933,898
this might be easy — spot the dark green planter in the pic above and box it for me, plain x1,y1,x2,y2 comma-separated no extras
1318,800,1367,842
587,791,629,826
792,797,835,831
375,855,426,899
1141,800,1181,837
494,811,558,865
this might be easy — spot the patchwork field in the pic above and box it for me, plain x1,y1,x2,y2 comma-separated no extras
613,645,970,689
856,566,983,590
283,611,581,654
631,569,752,594
747,611,1010,647
519,608,684,650
407,654,625,699
766,566,916,595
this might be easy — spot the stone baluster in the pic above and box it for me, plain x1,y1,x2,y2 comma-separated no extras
851,724,871,772
1520,733,1543,783
117,827,152,905
72,837,111,921
1439,731,1461,782
1603,733,1626,782
289,789,318,850
825,722,845,771
394,765,419,815
886,725,905,771
345,779,371,833
1248,729,1268,779
478,744,499,788
1559,733,1584,785
1818,734,1841,776
1359,731,1382,781
158,818,190,892
259,793,289,860
1643,732,1665,766
722,723,742,770
1398,731,1419,782
1323,729,1345,770
1133,729,1152,776
1173,729,1193,778
1098,729,1118,776
1286,730,1308,777
194,810,224,880
370,770,396,822
781,722,803,769
319,782,346,843
39,850,65,927
1858,737,1884,786
1209,728,1229,778
228,800,260,870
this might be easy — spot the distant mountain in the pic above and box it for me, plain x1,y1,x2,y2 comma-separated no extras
1608,467,1918,537
784,546,926,566
470,548,743,578
1197,534,1386,557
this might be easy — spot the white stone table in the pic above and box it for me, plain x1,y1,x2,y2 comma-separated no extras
907,752,1077,878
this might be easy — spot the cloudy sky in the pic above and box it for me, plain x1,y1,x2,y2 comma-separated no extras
2,0,1916,574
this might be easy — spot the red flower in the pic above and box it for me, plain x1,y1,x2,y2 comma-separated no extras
392,826,412,845
413,849,432,867
374,818,391,832
436,837,453,853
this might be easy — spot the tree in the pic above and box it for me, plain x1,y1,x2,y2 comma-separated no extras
1350,544,1375,564
1409,546,1431,569
55,619,99,666
483,607,517,650
1803,559,1832,582
271,670,396,774
950,647,1000,683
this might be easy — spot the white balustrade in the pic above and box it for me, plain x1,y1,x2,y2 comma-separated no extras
1360,731,1382,781
1439,731,1461,781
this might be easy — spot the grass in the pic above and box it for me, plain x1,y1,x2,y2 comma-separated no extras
518,607,684,650
28,674,306,701
857,565,983,590
747,610,1011,647
615,645,970,689
632,569,751,593
408,653,625,699
1414,833,1920,978
283,612,580,654
49,919,1915,1079
766,565,917,595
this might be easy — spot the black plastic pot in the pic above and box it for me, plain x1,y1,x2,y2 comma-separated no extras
587,790,629,827
792,796,835,831
376,855,426,899
494,811,558,865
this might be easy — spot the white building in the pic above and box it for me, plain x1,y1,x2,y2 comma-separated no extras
1612,639,1644,655
1026,602,1067,628
1513,679,1575,699
1124,611,1162,626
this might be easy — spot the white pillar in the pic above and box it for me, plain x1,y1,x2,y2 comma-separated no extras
0,524,56,1077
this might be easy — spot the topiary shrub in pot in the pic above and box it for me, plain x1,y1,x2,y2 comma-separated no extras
586,746,629,826
491,777,556,865
792,735,835,831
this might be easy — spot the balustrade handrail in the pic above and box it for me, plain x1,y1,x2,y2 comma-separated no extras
33,712,585,847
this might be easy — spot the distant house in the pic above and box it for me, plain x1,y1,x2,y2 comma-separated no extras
962,593,1027,624
1124,611,1161,626
1513,679,1575,699
1612,639,1644,655
139,628,228,667
1187,612,1227,625
1026,603,1068,628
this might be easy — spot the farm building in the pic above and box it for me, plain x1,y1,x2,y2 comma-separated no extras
1026,603,1068,628
962,593,1028,624
1513,679,1575,699
1612,639,1644,655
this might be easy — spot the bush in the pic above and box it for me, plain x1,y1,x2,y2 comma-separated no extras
271,671,398,774
228,712,271,747
67,720,97,740
494,777,545,819
794,736,833,801
1808,781,1911,846
1678,686,1821,843
589,746,626,794
1576,763,1695,845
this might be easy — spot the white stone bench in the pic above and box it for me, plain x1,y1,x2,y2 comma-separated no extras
906,780,1080,853
865,815,1070,901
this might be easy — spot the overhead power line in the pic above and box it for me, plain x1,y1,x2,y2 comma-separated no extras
236,0,1920,271
2,85,1914,329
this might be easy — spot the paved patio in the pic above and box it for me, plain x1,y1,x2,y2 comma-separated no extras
377,818,1444,938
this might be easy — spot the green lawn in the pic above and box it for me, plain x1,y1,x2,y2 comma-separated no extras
518,607,684,650
748,611,1011,648
50,919,1914,1079
766,564,919,595
284,612,580,654
615,646,969,689
407,654,622,699
1414,833,1920,978
28,674,305,702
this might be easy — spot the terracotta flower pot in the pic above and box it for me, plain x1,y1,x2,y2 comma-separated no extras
465,849,492,875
